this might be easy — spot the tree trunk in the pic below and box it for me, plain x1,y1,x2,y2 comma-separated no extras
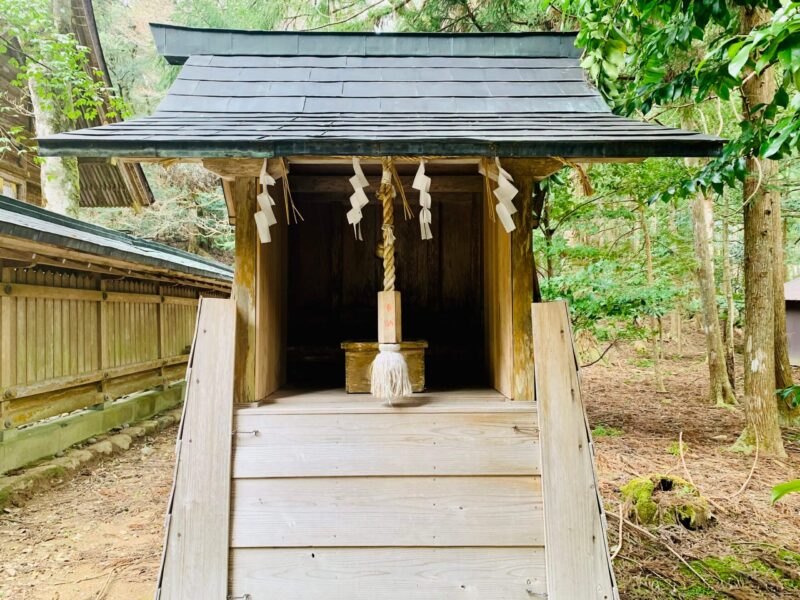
774,192,800,424
26,0,81,216
721,193,737,389
738,6,786,456
28,81,81,216
691,190,736,405
773,189,793,392
639,206,666,392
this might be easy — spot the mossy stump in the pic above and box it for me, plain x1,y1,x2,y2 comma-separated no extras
621,474,712,530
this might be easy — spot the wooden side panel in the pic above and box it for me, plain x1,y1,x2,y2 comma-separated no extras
231,476,543,548
532,301,618,600
509,171,535,402
233,412,540,477
158,298,235,600
230,547,547,600
483,193,513,398
255,200,287,401
233,177,258,404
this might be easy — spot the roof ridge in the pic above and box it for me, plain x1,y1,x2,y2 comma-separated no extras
150,23,582,66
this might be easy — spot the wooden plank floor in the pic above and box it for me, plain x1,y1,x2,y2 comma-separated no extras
230,388,544,599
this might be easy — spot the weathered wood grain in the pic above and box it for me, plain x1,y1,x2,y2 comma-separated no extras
229,547,547,600
482,191,513,398
532,301,618,600
231,476,543,548
232,177,258,404
233,411,540,477
158,298,235,600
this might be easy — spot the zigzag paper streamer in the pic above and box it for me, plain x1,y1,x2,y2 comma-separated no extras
347,157,370,240
412,160,433,240
484,158,517,233
255,158,279,244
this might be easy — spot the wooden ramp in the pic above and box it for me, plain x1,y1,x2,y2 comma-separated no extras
157,301,617,599
230,388,545,599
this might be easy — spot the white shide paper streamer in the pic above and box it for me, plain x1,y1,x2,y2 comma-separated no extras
254,159,279,244
412,160,433,240
346,157,370,240
478,157,518,233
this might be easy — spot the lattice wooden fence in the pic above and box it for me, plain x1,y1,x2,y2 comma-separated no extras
0,266,212,428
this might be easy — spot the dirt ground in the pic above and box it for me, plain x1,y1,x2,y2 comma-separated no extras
1,328,799,599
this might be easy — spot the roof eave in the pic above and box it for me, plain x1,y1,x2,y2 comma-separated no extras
37,136,726,160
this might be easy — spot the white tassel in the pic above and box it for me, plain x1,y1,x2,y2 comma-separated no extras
370,343,412,405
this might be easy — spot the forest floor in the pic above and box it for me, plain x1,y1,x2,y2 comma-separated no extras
0,328,799,599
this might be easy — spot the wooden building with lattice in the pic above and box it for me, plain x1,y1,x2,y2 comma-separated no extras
0,0,152,208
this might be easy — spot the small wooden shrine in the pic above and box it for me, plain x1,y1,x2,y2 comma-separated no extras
39,24,723,600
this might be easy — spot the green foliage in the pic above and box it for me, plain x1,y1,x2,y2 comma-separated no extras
0,0,126,139
82,164,234,260
668,441,690,456
777,384,800,409
771,479,800,503
591,424,623,437
574,0,800,203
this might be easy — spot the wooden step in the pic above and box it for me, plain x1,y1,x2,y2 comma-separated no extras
228,389,546,598
230,476,543,548
229,547,546,600
233,412,540,477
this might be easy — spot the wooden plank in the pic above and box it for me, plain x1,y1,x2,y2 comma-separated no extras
230,476,543,548
233,412,540,478
44,271,53,380
158,298,235,600
531,301,618,600
232,176,258,404
482,191,513,398
1,267,13,388
505,160,537,402
35,271,45,381
229,547,547,600
254,198,286,402
53,273,62,378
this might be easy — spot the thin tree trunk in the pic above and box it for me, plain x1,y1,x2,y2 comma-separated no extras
738,6,786,456
774,190,800,424
26,0,81,216
721,193,737,389
639,206,666,392
773,189,793,391
691,190,736,405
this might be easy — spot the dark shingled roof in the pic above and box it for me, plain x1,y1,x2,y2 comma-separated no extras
37,24,724,159
0,194,233,283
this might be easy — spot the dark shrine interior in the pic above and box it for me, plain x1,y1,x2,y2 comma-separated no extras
284,160,486,389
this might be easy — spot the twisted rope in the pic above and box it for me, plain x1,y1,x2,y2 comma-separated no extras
379,157,396,292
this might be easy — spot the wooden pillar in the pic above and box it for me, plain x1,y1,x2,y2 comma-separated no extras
232,176,258,404
505,160,537,401
254,181,287,401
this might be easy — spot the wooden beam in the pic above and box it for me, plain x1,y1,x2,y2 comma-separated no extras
232,177,258,404
0,236,231,294
203,158,264,180
289,174,483,194
531,301,619,600
505,159,537,401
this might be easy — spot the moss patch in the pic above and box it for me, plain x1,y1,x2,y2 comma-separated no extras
620,474,711,529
